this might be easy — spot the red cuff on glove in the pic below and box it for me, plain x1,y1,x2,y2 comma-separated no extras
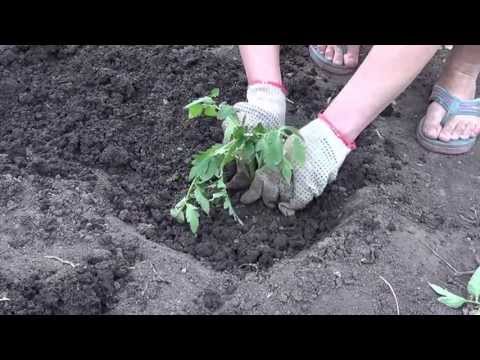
317,113,357,150
249,80,288,96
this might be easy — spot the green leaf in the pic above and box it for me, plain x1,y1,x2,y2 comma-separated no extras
223,118,238,143
216,179,227,190
189,157,210,181
191,144,221,165
170,207,185,224
218,104,237,120
289,134,306,166
429,283,452,297
204,105,218,117
255,137,266,153
263,130,282,168
429,283,467,309
232,125,245,140
184,97,209,109
252,123,267,136
200,157,222,182
194,188,210,215
241,142,256,161
188,103,203,119
438,295,467,309
223,142,241,167
212,144,230,156
185,204,199,234
210,88,220,98
467,267,480,299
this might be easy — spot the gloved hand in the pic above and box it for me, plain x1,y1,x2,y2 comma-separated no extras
226,83,286,190
240,116,355,215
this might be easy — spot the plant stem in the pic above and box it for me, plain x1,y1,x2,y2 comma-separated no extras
185,178,197,203
465,299,480,305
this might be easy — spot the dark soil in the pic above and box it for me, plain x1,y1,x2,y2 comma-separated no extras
1,45,479,315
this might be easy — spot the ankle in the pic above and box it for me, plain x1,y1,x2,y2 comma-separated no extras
438,66,479,98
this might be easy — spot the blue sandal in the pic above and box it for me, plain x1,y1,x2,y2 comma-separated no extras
416,85,480,155
309,45,359,76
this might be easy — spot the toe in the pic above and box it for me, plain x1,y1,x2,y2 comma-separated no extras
464,118,478,139
344,45,360,68
332,46,344,66
422,103,443,139
474,121,480,136
317,45,327,54
423,120,442,139
438,118,460,142
325,45,334,61
462,120,475,139
456,120,470,140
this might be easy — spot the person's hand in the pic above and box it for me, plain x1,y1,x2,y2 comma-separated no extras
240,117,354,215
226,83,286,190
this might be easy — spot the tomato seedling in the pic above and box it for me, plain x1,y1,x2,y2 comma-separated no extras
430,266,480,314
170,89,306,234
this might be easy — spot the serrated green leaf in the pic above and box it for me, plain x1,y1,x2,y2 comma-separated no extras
210,88,220,98
467,267,480,298
200,157,222,182
204,105,218,117
194,188,210,215
223,117,239,143
188,104,204,119
191,144,221,165
429,283,467,309
223,143,241,167
213,144,230,156
263,130,282,168
185,204,199,234
189,157,210,181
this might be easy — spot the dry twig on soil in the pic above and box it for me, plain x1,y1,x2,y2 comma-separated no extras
44,256,78,268
378,275,400,315
420,241,475,276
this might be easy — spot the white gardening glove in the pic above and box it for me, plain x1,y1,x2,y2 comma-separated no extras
233,83,286,129
227,83,286,190
241,118,353,214
278,119,352,215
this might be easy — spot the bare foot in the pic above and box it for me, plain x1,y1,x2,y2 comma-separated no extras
314,45,360,69
423,69,480,142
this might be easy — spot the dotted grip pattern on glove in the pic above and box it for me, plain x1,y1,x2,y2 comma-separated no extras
281,119,351,212
232,83,286,129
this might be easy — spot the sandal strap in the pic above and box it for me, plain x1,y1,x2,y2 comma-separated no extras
430,84,480,126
